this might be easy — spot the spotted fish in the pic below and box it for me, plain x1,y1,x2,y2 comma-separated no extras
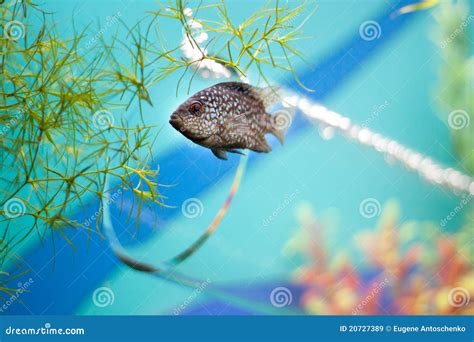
169,82,289,160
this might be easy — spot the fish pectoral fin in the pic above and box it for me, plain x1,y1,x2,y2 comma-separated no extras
211,148,228,160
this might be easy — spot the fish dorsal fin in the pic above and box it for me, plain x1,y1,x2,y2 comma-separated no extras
215,82,255,94
215,82,259,102
215,82,280,108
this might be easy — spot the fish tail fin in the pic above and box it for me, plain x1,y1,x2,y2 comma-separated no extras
269,107,295,145
271,125,286,145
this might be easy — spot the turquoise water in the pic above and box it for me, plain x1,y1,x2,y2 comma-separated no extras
3,1,470,315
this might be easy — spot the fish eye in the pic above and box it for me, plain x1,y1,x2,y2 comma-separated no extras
189,101,204,115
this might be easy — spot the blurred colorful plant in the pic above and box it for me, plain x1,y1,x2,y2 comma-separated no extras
284,201,473,314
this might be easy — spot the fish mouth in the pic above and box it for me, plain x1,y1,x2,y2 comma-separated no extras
169,113,183,130
169,113,211,142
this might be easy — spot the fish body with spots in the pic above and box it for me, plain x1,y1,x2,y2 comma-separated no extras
169,82,287,160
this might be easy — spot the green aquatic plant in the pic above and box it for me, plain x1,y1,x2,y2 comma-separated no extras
0,2,165,290
147,0,315,91
432,0,474,175
0,0,313,298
